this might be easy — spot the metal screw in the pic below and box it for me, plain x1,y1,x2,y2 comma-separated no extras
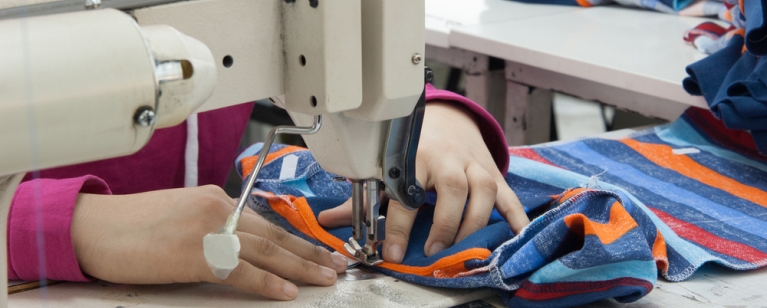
425,67,434,83
415,192,424,203
134,107,156,127
388,167,401,179
411,53,422,65
84,0,101,9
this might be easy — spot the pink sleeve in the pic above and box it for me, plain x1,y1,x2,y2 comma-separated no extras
8,175,111,281
425,84,510,174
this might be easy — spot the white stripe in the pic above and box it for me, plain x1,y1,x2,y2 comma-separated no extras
279,154,299,180
184,114,199,187
672,147,700,155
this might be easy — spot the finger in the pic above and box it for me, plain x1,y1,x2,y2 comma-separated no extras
493,174,530,235
237,232,337,286
238,215,348,273
317,198,353,228
454,163,498,243
425,162,469,257
213,260,298,301
383,199,418,263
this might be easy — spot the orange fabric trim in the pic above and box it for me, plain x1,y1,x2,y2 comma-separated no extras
241,146,305,178
265,195,492,277
575,0,593,7
384,248,492,276
651,231,669,273
620,139,767,207
739,0,744,15
563,201,638,245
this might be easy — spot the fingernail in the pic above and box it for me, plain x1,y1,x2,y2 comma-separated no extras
387,244,404,263
321,266,337,280
332,253,348,269
427,242,446,256
283,282,298,298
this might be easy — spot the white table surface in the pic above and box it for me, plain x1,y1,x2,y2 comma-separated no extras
449,6,713,108
425,0,577,48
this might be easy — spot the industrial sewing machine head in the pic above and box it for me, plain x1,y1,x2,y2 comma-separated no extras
0,0,427,290
204,0,430,277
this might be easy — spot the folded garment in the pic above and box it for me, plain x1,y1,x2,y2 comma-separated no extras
684,32,767,154
237,108,767,307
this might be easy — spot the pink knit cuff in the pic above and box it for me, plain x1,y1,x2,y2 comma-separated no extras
8,175,111,281
425,84,510,173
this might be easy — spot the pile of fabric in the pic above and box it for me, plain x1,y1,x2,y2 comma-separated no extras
683,1,767,156
236,107,767,307
511,0,767,157
512,0,726,17
507,0,742,54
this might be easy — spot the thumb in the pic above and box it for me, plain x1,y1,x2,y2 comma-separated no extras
318,198,354,228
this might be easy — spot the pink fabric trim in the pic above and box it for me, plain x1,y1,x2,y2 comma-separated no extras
8,176,111,281
425,84,510,173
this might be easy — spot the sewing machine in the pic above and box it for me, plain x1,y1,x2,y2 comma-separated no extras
0,0,466,306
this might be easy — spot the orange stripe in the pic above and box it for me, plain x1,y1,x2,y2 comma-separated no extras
241,146,305,178
621,139,767,207
575,0,593,7
265,195,492,277
651,231,669,273
564,201,638,245
723,9,732,22
739,0,744,15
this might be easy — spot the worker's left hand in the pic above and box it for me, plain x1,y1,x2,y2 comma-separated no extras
318,101,530,263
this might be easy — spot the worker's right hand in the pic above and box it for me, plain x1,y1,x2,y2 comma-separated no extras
70,185,348,301
318,101,529,264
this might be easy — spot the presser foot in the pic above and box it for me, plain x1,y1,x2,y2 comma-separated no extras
344,237,383,266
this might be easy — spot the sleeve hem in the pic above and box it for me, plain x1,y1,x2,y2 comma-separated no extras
424,84,510,173
8,175,111,281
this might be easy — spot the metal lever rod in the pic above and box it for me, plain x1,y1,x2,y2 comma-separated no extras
221,115,322,235
204,115,322,280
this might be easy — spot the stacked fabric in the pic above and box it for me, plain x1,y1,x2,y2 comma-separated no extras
236,107,767,307
678,0,749,54
684,0,767,154
508,0,767,156
504,0,741,54
508,0,725,17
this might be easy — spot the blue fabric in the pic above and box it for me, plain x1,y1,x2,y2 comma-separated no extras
238,111,767,307
684,34,767,154
745,0,767,55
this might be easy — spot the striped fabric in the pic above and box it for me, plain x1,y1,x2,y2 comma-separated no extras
509,0,726,16
236,107,767,307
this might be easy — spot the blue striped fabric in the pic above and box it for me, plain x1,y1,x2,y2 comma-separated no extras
237,107,767,307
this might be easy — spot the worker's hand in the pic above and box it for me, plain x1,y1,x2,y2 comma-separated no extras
71,185,347,301
318,101,529,263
